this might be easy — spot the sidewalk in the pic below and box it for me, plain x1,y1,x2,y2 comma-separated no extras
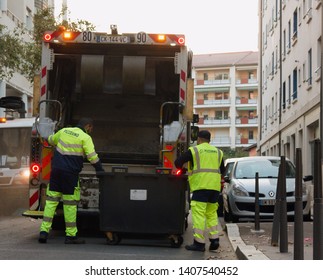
226,221,314,260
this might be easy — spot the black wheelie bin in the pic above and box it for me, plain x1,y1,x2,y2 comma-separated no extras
99,171,189,247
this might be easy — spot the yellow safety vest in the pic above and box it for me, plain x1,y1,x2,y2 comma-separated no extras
188,143,223,192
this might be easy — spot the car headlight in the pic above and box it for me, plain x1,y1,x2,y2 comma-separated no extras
232,184,249,197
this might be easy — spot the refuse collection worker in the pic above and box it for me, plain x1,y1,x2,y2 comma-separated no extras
38,118,104,244
174,130,225,252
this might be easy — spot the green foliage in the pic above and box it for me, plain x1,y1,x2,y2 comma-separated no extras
0,7,95,83
0,25,25,80
221,147,249,161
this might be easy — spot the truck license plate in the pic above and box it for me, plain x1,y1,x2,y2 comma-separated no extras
98,36,128,43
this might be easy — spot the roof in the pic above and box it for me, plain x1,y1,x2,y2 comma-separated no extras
0,117,35,128
235,156,291,162
192,51,259,68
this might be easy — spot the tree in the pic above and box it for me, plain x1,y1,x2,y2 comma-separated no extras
0,25,25,80
0,7,95,83
221,147,248,161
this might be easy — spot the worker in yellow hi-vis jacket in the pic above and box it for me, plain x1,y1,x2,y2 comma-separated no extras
38,118,104,244
175,130,224,252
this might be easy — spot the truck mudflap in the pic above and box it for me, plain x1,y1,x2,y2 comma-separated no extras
99,172,189,248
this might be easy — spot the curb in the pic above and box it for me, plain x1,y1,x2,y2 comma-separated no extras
225,223,270,260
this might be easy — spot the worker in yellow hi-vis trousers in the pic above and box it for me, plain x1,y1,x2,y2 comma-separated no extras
175,130,224,252
39,118,104,244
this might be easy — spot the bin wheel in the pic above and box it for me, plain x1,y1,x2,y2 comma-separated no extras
170,235,183,248
105,232,121,245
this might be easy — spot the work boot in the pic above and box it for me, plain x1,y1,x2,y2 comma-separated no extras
209,238,220,251
64,236,85,244
38,231,48,244
185,240,205,252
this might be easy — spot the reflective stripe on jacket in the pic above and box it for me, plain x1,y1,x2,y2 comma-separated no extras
48,127,99,173
188,143,223,192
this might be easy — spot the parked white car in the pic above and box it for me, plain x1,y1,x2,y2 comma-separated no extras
222,156,311,222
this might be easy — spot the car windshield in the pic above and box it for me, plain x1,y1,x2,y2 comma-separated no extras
0,127,31,169
234,159,296,179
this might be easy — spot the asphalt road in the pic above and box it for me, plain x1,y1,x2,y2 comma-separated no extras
0,212,236,260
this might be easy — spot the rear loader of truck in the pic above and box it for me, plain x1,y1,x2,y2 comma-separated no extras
24,26,197,247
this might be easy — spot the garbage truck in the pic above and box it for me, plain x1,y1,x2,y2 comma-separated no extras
23,25,197,246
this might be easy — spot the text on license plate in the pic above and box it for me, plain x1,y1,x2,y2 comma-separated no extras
260,199,276,206
98,36,128,43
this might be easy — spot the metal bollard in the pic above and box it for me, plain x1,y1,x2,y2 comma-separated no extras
313,139,323,260
294,148,304,260
279,156,288,253
271,164,281,246
254,172,260,231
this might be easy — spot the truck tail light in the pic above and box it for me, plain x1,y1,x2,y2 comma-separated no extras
177,36,185,45
31,163,41,176
43,33,52,42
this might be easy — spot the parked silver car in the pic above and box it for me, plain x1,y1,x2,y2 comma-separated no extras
223,156,311,222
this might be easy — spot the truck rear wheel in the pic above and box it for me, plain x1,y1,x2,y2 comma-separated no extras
105,232,121,245
169,235,183,248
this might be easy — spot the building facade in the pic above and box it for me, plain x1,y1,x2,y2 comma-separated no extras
259,0,321,177
192,51,259,150
0,0,54,118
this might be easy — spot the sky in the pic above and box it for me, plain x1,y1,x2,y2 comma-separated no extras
55,0,259,55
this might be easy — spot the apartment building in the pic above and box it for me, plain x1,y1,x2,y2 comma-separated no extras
259,0,321,176
0,0,54,118
192,51,259,150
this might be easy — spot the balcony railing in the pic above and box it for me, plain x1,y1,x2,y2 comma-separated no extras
210,136,231,146
196,99,230,106
202,118,231,125
195,79,230,86
235,137,257,145
236,97,257,104
235,117,258,125
235,78,257,85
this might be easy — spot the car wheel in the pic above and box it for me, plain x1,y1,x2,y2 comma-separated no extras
224,200,233,222
224,199,239,223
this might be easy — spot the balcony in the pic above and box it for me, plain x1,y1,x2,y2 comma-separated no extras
195,79,230,93
210,136,231,147
235,137,257,145
235,116,258,126
195,98,230,107
235,97,257,105
198,117,231,126
195,79,230,86
235,78,258,90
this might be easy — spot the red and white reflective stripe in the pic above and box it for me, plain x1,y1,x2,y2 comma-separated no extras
40,66,47,97
180,69,186,104
29,188,39,210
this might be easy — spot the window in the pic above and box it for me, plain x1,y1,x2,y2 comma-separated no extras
282,81,286,110
283,30,286,58
287,21,291,51
293,9,298,40
215,111,222,119
248,130,254,140
271,97,274,120
203,73,208,80
293,68,298,99
308,48,312,86
288,75,291,105
203,94,208,100
271,52,275,75
315,38,321,81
